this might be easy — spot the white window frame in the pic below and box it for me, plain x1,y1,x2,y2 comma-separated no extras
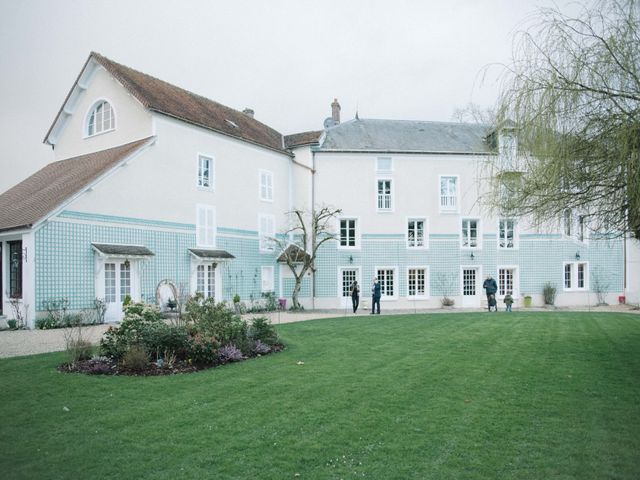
259,214,276,252
498,218,518,250
406,217,429,249
338,217,360,250
439,175,459,213
261,266,274,293
197,153,215,190
497,265,519,298
190,260,219,300
563,261,589,291
196,204,216,248
375,266,397,300
562,209,589,244
376,178,393,212
460,218,481,250
406,266,429,299
259,169,274,202
376,156,393,173
84,98,116,138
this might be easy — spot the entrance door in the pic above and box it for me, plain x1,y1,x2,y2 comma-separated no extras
104,261,133,321
461,267,480,307
339,268,360,308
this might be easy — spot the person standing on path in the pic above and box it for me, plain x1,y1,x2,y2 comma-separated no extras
350,280,360,314
370,276,381,314
482,275,498,312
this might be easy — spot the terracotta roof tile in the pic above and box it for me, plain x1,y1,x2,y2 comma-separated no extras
284,130,323,148
0,138,153,233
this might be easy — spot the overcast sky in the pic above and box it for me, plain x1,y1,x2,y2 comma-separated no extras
0,0,576,193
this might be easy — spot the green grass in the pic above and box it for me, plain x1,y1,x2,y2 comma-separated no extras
1,312,639,479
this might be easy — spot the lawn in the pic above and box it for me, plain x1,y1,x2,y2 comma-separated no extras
1,311,639,479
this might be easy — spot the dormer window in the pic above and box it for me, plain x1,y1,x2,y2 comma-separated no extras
86,100,114,136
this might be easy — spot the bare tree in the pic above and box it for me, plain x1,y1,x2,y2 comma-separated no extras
487,0,640,238
272,206,342,310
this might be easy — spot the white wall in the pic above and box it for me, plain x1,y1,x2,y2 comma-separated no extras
52,65,153,160
626,237,640,304
66,115,292,232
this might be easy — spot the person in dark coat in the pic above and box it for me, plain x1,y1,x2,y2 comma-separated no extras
370,277,381,314
350,280,360,313
482,275,498,312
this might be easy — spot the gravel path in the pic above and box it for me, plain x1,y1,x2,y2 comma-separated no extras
1,305,637,359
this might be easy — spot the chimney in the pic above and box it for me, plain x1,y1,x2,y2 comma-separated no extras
242,108,254,118
331,98,341,124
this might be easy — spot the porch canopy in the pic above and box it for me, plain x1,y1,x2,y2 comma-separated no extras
188,248,235,261
277,244,311,264
91,243,155,258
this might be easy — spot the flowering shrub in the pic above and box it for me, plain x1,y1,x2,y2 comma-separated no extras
253,340,271,355
187,332,221,365
219,344,243,363
249,317,279,346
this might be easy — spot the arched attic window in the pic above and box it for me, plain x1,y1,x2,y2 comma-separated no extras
86,100,115,136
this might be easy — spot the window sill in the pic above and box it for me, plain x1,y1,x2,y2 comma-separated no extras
84,128,115,139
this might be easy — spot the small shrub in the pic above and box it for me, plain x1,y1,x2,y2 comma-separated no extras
253,340,271,355
122,295,132,307
7,319,17,329
120,345,149,371
441,297,455,307
66,339,93,364
543,282,557,305
187,332,221,365
219,344,243,363
249,317,279,346
94,298,107,324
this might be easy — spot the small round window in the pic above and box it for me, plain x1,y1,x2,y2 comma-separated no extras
87,101,114,136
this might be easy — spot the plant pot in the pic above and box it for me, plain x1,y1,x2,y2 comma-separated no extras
524,296,532,308
7,319,17,329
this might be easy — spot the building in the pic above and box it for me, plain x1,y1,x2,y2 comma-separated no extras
0,53,628,327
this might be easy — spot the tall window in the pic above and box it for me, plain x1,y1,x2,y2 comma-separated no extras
407,219,426,248
563,209,573,236
440,176,458,211
104,263,116,303
499,133,517,170
564,262,588,290
198,155,214,189
498,268,515,295
196,205,216,247
339,219,357,247
196,264,216,299
498,219,516,249
260,170,273,201
8,241,23,298
408,268,427,297
87,101,114,136
577,215,585,242
461,219,479,248
377,268,395,297
259,214,275,252
377,180,392,210
261,266,274,292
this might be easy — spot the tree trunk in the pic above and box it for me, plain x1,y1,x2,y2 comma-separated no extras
291,278,302,310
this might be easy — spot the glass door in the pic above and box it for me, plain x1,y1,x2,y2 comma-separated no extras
461,267,480,307
104,261,133,321
340,268,359,308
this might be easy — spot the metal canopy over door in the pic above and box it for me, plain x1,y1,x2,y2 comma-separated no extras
461,266,481,307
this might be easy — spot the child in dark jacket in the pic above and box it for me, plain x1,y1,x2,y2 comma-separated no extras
504,293,514,312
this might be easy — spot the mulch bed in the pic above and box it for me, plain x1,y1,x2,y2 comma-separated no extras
58,344,284,376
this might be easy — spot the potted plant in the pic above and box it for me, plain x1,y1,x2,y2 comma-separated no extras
7,319,17,329
233,294,242,313
523,295,532,308
166,298,177,311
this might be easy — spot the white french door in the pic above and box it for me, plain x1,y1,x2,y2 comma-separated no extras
461,266,481,307
99,260,139,322
339,268,360,308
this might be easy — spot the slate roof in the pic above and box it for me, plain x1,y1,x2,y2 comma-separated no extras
46,52,289,155
0,137,153,233
188,248,236,260
284,130,323,148
320,118,493,154
92,243,155,257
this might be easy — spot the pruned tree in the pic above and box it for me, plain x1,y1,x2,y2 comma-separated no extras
486,0,640,238
272,206,342,310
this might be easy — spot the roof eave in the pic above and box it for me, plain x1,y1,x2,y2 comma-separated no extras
317,148,493,155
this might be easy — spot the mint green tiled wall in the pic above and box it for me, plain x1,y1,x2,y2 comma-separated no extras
312,233,624,298
34,211,624,310
34,212,280,311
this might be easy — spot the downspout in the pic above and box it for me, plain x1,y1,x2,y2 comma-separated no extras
311,149,316,310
